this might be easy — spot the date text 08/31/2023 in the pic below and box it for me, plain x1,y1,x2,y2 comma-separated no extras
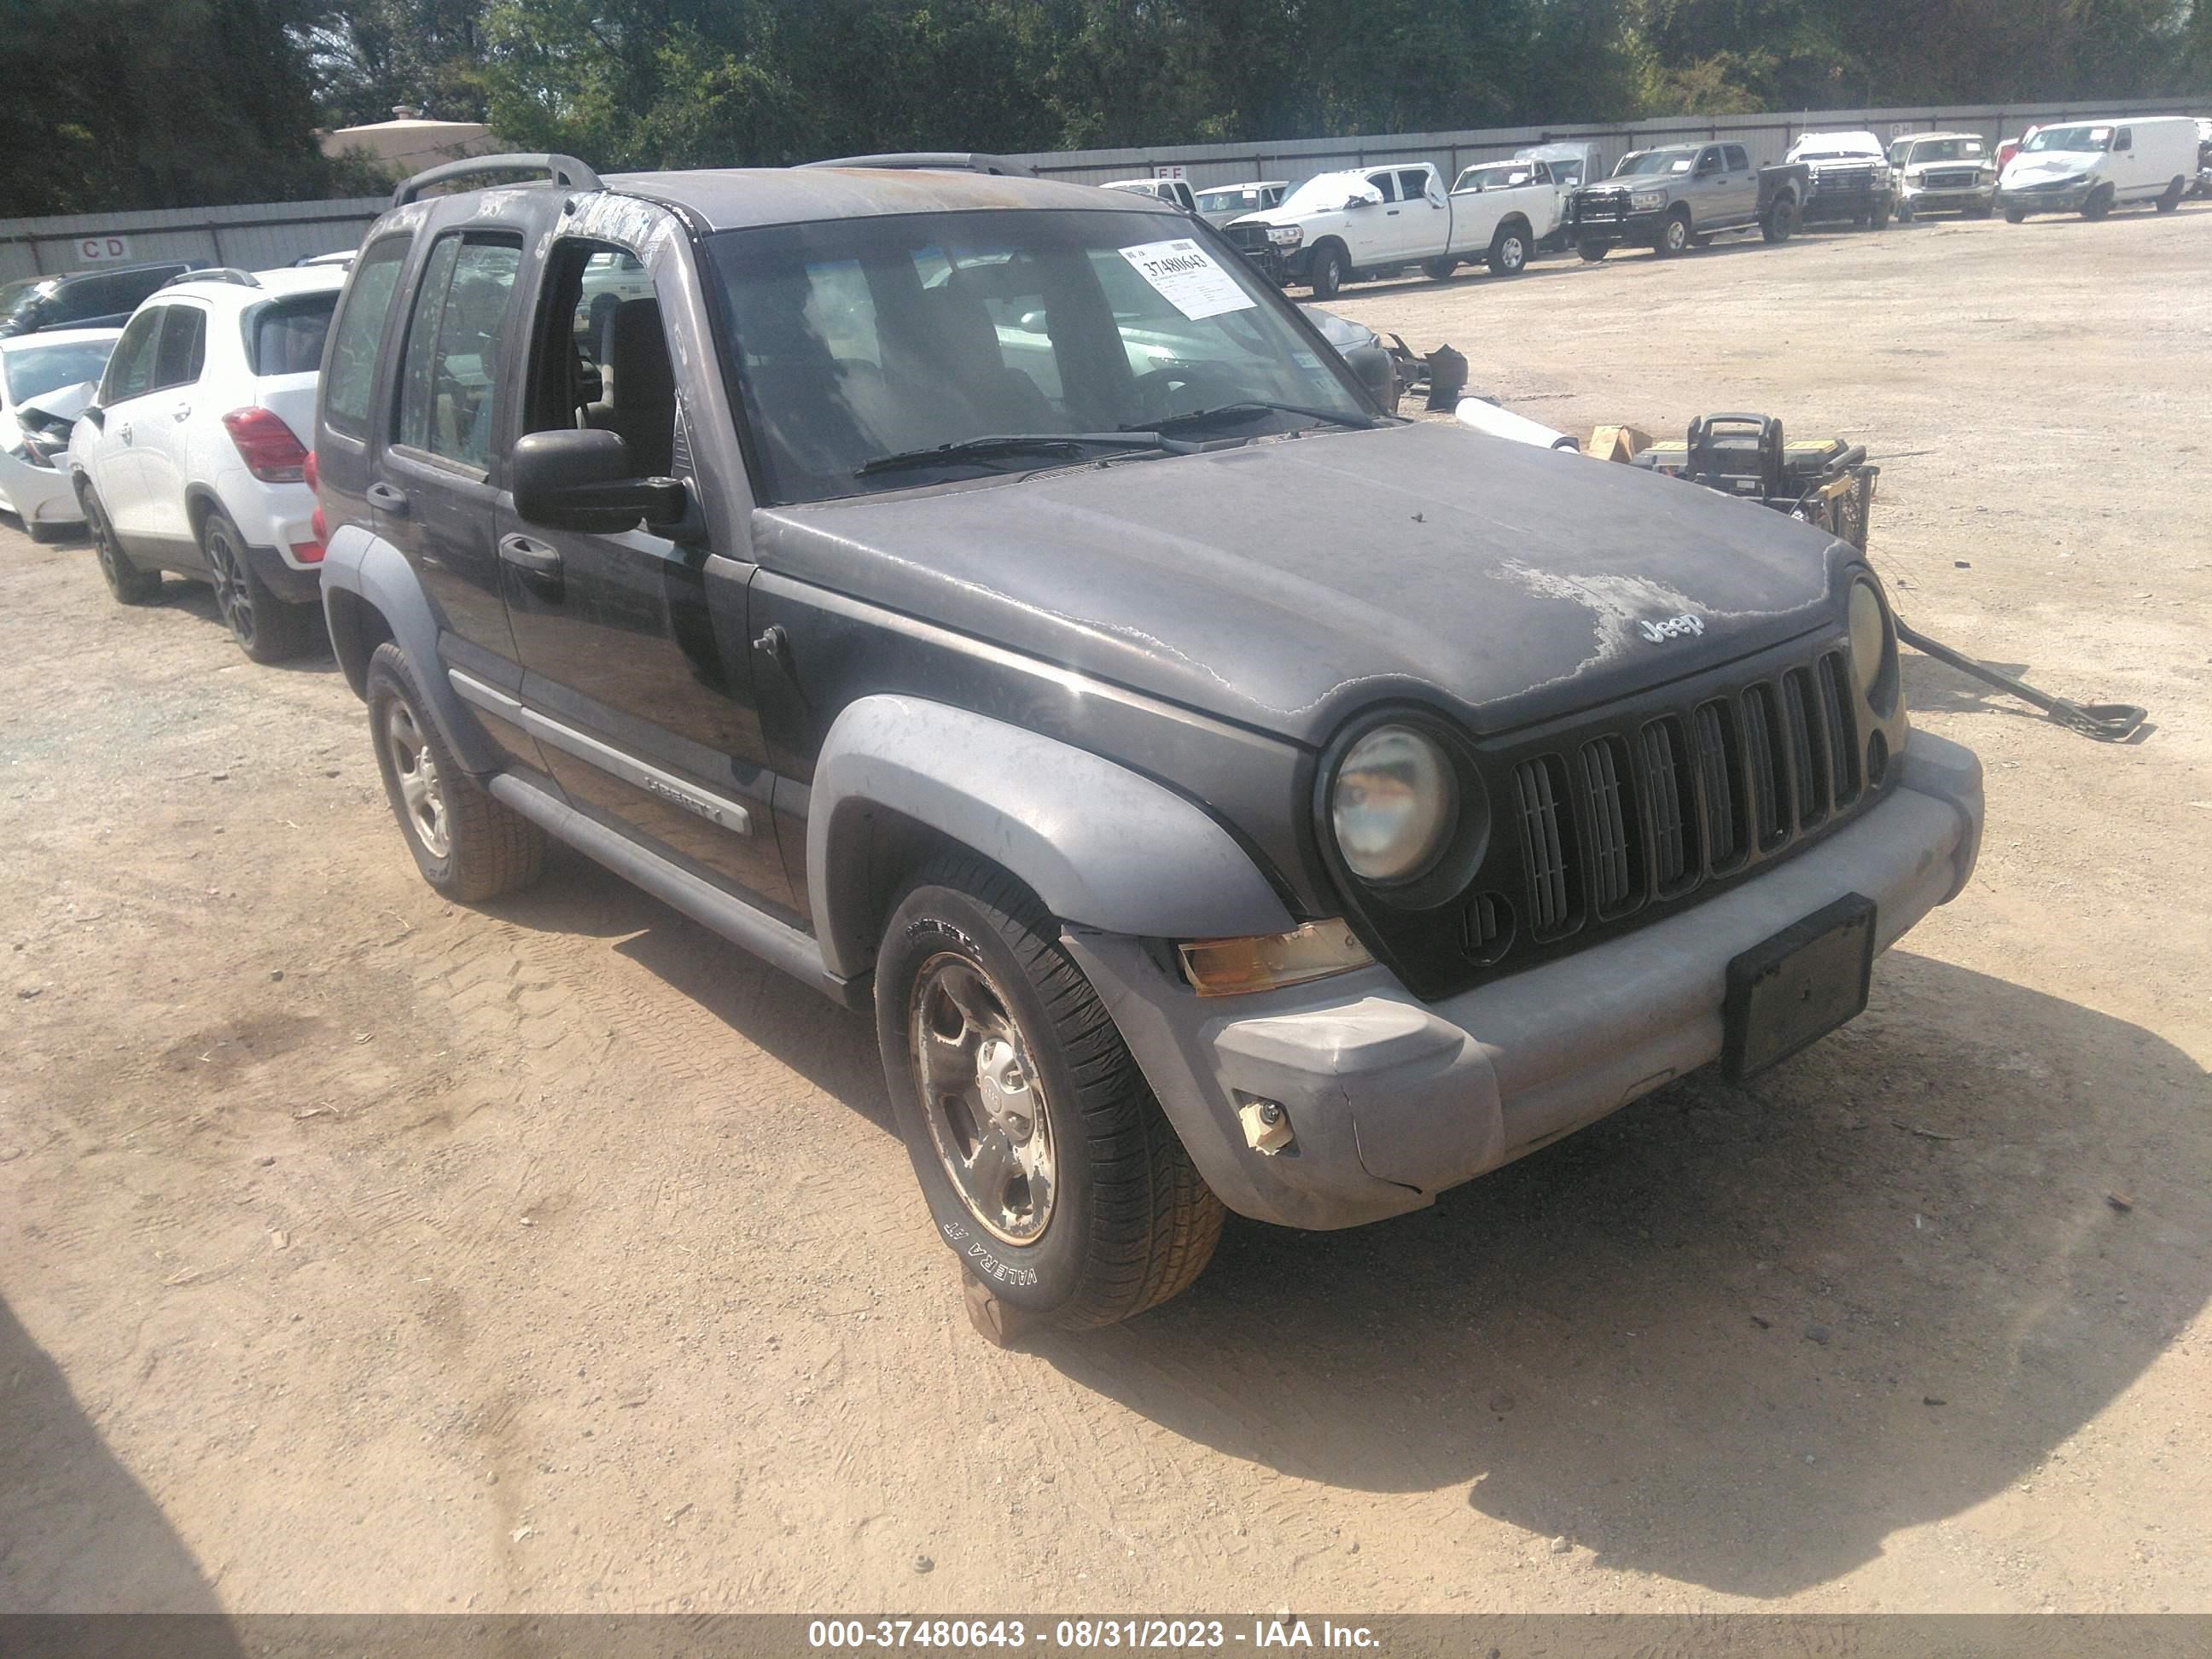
807,1618,1382,1650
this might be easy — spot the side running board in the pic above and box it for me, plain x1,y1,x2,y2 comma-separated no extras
484,771,866,1010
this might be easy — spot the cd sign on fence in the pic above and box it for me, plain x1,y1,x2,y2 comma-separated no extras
78,236,131,262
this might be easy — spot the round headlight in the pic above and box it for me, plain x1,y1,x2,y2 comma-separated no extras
1848,577,1897,714
1331,725,1457,884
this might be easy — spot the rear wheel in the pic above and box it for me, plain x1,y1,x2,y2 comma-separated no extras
1307,242,1347,300
1654,211,1691,256
84,487,162,606
1486,224,1528,276
365,642,546,902
202,507,312,664
876,853,1224,1340
1761,197,1799,243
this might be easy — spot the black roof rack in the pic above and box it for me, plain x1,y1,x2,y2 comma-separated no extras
392,152,602,207
162,266,259,289
799,152,1039,179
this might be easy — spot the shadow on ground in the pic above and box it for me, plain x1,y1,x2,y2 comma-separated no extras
0,1299,239,1642
472,853,2209,1600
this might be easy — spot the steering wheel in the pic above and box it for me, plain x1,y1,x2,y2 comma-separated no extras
1132,360,1245,422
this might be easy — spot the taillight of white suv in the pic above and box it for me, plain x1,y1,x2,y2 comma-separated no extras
220,406,309,483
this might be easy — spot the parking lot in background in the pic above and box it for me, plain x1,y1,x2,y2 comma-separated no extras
3,203,2208,1614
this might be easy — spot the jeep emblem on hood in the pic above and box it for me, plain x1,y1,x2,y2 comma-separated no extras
1639,613,1706,643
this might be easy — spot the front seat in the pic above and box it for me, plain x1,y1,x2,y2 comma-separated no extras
589,298,677,476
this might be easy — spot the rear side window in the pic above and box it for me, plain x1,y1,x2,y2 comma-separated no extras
151,306,206,391
99,306,165,403
247,293,339,376
1724,145,1750,172
395,233,522,470
322,237,410,442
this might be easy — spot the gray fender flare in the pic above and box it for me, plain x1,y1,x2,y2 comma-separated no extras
318,521,503,776
808,695,1295,981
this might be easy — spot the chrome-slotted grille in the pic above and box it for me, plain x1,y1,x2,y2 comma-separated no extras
1495,646,1863,952
1924,168,1982,189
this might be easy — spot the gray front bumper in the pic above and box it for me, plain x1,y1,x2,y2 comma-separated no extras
1068,729,1984,1231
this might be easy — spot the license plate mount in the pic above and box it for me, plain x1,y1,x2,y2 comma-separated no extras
1723,894,1877,1080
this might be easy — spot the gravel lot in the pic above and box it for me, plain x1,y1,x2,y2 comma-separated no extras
3,203,2209,1617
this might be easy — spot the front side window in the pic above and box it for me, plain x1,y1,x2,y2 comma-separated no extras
323,237,409,441
150,306,206,392
1397,168,1433,201
99,306,166,405
395,233,522,469
707,208,1371,506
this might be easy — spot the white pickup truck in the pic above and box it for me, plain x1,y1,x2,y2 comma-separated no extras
1221,160,1563,298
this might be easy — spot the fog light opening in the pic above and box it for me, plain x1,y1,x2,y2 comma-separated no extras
1866,729,1889,788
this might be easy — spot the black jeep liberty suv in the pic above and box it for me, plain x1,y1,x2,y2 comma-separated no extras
313,153,1984,1336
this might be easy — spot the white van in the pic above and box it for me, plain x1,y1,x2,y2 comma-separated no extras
1998,115,2198,221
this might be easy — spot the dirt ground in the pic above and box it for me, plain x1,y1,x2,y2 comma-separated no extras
3,202,2209,1619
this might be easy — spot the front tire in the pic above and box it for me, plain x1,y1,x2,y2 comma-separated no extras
83,487,162,605
1654,210,1691,257
2081,186,2113,221
1871,201,1893,229
1895,201,1914,224
1307,243,1347,300
202,507,311,664
1421,255,1457,281
2155,178,2184,213
876,853,1224,1336
1576,239,1610,262
365,642,546,902
2005,207,2029,223
1761,197,1799,242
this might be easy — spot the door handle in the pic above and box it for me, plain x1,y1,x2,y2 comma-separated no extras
499,533,564,590
365,481,410,517
118,422,132,444
172,403,191,422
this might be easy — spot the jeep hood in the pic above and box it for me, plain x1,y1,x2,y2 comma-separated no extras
753,421,1851,747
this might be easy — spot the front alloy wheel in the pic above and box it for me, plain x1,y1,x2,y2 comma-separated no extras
1656,213,1691,256
911,954,1057,1244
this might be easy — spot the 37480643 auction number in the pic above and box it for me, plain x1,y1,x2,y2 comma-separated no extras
810,1621,1027,1648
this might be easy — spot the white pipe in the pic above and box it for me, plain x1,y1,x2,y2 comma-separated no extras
1454,396,1579,451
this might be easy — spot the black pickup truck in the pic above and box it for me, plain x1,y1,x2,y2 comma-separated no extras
311,152,1982,1339
1571,143,1811,259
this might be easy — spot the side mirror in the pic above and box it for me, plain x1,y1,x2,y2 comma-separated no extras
511,428,689,536
79,405,104,431
1344,195,1376,211
1343,343,1398,409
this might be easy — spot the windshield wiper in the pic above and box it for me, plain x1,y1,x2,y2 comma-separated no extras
1125,399,1381,436
854,432,1189,478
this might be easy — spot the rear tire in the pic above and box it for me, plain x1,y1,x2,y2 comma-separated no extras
1486,223,1528,276
202,507,311,664
876,853,1224,1336
365,642,546,903
1307,243,1347,300
83,487,162,606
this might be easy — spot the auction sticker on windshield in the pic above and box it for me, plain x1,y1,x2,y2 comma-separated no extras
1117,239,1256,321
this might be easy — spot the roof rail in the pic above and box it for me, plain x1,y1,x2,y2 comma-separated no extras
163,266,259,289
392,152,603,207
799,152,1039,179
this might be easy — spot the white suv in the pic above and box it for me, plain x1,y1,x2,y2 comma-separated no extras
69,265,346,661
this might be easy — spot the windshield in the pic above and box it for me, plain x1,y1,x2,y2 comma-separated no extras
3,336,114,404
1278,173,1371,213
706,208,1371,505
1196,187,1268,215
1903,137,1985,166
1615,150,1694,177
2024,125,2111,154
1453,163,1539,192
